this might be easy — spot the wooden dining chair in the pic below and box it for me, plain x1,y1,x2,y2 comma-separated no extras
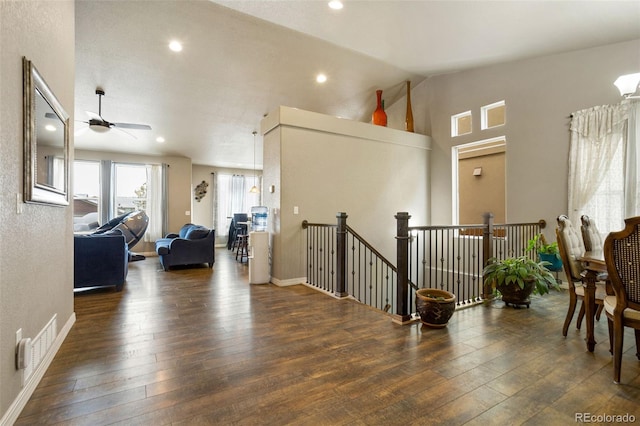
581,215,604,252
556,215,607,336
603,215,640,383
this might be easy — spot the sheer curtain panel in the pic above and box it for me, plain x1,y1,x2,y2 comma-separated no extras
568,104,628,231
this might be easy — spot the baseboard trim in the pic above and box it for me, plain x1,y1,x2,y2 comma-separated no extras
271,277,306,287
0,312,76,426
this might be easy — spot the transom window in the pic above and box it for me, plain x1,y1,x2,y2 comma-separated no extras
481,100,506,130
451,111,472,137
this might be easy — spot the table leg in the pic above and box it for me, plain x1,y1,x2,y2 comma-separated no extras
583,270,598,352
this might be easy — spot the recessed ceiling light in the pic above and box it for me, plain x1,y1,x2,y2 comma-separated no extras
169,40,183,52
45,124,56,132
328,1,343,10
156,136,165,143
316,73,328,83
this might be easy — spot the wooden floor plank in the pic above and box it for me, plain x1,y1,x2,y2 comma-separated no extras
15,247,640,425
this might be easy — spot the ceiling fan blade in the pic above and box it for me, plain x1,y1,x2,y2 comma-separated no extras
112,126,138,140
74,123,89,137
112,122,152,130
44,112,59,119
86,110,103,121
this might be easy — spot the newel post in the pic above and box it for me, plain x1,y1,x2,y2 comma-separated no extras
335,212,348,298
482,212,494,299
395,212,412,323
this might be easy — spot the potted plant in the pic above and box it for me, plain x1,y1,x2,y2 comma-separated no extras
526,233,563,271
482,255,559,308
413,286,456,328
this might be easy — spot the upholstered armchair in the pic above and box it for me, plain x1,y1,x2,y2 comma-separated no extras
155,224,215,271
74,230,129,291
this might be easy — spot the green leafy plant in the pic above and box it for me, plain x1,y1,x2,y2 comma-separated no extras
482,255,560,296
526,233,559,256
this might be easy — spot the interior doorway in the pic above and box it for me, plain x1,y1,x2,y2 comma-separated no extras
452,137,506,225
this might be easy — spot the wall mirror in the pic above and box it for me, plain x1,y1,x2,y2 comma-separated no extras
23,57,70,206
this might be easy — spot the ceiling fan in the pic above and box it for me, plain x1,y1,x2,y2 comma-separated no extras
79,88,152,137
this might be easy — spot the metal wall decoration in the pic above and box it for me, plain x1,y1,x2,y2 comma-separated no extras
194,180,208,202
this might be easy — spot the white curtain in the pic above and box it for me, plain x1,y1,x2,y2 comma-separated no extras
231,174,246,214
211,172,219,235
144,164,165,242
216,174,232,238
625,102,640,217
215,173,262,238
569,104,636,233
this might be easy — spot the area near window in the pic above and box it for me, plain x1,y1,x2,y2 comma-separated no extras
451,111,472,137
72,160,167,241
214,173,261,238
481,100,506,130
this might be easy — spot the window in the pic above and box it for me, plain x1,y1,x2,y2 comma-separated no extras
568,103,637,235
113,163,148,216
451,111,472,137
582,142,624,234
72,159,166,241
73,160,100,219
215,173,261,237
481,100,506,130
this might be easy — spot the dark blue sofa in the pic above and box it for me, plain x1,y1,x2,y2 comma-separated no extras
74,230,128,291
155,224,215,271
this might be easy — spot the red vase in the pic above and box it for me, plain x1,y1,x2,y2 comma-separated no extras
372,89,387,126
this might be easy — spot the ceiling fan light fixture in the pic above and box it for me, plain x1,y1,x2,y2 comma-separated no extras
89,123,110,133
614,73,640,98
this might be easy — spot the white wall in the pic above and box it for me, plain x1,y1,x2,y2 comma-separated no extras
262,106,430,283
407,39,640,243
0,1,75,422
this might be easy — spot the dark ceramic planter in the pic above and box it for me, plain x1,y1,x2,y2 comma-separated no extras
497,279,535,308
415,288,456,328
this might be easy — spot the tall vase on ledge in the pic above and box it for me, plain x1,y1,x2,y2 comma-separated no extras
372,89,387,127
405,81,414,132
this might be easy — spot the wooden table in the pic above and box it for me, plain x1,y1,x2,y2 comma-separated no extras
579,249,606,352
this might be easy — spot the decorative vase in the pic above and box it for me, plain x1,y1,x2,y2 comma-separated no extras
405,81,414,132
372,89,387,126
415,288,456,328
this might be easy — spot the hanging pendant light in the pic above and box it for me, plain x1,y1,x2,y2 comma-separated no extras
249,131,259,193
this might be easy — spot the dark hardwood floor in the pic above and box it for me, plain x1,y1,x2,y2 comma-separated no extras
17,248,640,425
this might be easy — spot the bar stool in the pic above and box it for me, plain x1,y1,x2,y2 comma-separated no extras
235,233,248,262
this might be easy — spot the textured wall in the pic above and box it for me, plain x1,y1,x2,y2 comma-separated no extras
0,0,75,419
422,39,640,241
263,108,430,282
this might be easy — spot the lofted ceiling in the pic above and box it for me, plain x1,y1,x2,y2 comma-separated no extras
74,0,640,170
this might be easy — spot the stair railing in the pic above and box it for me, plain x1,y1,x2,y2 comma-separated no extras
303,212,546,323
